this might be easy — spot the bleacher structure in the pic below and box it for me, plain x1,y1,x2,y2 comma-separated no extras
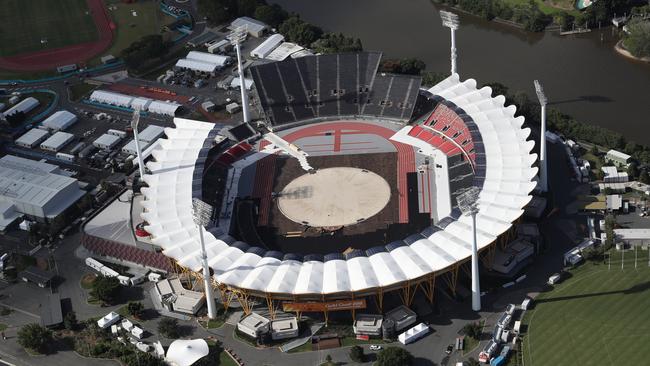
84,53,537,320
250,52,421,126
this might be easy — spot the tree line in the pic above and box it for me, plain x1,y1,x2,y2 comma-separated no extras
432,0,642,32
197,0,363,54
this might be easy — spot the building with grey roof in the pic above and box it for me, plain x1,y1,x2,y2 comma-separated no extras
93,133,122,151
137,125,165,144
40,131,74,152
15,128,50,148
0,155,85,222
2,97,39,118
230,17,268,37
41,110,77,132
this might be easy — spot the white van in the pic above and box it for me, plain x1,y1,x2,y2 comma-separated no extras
547,273,563,285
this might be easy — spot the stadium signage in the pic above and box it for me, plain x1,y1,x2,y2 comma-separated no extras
282,299,367,312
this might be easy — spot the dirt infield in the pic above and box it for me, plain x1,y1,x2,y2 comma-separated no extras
0,0,114,72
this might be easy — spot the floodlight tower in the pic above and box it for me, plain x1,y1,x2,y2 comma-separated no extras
534,80,548,192
440,10,460,75
192,198,218,319
130,108,146,182
457,186,481,312
229,26,250,123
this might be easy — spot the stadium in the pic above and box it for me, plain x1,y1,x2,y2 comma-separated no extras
137,51,537,317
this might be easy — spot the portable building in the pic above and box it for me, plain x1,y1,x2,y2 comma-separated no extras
93,133,121,151
69,142,86,155
122,139,150,155
78,144,97,158
2,97,39,117
107,129,127,139
230,77,254,91
97,312,120,329
207,39,230,54
41,110,77,131
398,323,430,345
55,153,75,162
16,128,50,148
250,34,284,59
40,132,74,152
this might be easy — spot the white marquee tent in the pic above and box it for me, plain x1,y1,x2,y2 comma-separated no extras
166,339,209,366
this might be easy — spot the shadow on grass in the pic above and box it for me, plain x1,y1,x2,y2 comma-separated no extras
536,280,650,304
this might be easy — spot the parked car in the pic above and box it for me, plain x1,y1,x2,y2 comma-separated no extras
369,345,382,351
446,344,454,354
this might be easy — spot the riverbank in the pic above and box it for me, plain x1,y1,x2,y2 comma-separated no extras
615,39,650,63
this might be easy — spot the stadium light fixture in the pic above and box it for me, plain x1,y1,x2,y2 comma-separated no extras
440,10,460,75
130,108,146,182
228,26,251,124
534,80,548,192
191,198,218,320
457,186,481,312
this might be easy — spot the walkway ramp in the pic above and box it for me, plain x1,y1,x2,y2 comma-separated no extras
279,322,324,352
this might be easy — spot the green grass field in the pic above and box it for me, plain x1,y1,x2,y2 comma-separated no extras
523,249,650,366
102,0,172,59
0,0,98,56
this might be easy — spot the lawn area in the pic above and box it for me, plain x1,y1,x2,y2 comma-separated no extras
102,0,174,59
501,0,579,15
0,0,98,57
522,249,650,366
0,324,7,332
68,82,98,102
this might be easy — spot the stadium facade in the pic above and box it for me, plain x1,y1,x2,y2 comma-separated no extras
136,52,537,318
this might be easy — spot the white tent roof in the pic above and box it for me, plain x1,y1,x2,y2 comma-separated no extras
186,51,230,67
140,74,537,296
42,110,77,131
175,59,217,73
166,339,209,366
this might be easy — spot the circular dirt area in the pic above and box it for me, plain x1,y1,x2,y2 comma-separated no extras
277,167,391,227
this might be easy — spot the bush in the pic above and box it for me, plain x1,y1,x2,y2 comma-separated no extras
90,275,121,305
158,318,179,339
463,322,482,339
64,311,78,331
127,301,144,319
376,347,414,366
0,307,11,316
17,323,52,353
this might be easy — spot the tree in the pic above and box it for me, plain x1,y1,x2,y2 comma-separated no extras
463,322,482,339
325,354,332,362
254,4,288,27
379,58,426,75
64,311,78,331
311,33,363,54
640,170,650,184
120,35,171,71
421,71,447,87
349,345,365,362
17,323,52,353
376,347,414,366
127,301,144,319
467,358,481,366
279,17,323,46
627,162,639,180
90,275,122,305
158,318,180,338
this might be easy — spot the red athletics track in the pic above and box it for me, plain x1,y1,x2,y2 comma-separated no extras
0,0,114,72
253,121,416,223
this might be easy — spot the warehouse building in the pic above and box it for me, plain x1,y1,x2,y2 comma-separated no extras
2,97,39,118
122,139,150,155
41,110,77,131
605,149,632,167
40,132,74,152
15,128,50,148
93,133,122,151
250,34,284,59
0,155,84,224
138,125,165,144
175,51,232,75
237,313,270,339
230,17,268,37
89,90,180,116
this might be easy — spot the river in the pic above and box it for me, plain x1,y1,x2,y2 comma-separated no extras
271,0,650,145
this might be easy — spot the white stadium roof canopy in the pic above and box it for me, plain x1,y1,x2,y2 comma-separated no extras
140,73,537,296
